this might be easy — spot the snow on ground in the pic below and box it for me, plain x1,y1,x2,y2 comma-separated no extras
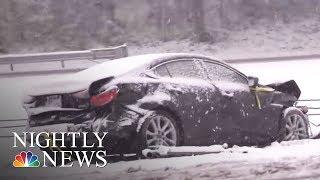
104,139,320,180
2,139,320,179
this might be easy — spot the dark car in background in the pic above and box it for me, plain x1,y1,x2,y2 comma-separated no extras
23,53,309,154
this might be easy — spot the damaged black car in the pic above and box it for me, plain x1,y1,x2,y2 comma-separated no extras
23,53,310,154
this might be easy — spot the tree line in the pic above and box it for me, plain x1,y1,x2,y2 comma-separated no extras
1,0,320,54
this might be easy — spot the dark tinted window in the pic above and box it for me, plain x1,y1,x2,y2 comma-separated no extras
204,61,247,84
155,60,203,79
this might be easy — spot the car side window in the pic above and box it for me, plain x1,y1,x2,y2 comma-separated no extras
204,61,248,84
155,60,204,79
154,64,171,77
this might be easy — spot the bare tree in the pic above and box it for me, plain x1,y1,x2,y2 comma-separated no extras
190,0,211,42
192,0,204,35
159,0,169,41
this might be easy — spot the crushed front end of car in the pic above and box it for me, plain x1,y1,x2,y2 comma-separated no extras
268,80,301,99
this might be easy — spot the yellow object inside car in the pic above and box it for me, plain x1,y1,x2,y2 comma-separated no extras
250,86,275,109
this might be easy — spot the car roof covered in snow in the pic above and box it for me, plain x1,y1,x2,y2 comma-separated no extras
74,53,229,81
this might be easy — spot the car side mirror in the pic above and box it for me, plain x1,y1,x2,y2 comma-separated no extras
144,70,158,79
248,76,259,87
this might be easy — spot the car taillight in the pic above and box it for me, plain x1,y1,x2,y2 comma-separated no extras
90,86,119,107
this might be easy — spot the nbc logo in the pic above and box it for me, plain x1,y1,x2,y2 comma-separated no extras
13,151,40,167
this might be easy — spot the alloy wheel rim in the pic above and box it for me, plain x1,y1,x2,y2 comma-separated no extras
145,115,177,147
284,114,308,141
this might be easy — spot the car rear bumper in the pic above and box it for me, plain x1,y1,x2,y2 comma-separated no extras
25,121,139,154
24,104,150,154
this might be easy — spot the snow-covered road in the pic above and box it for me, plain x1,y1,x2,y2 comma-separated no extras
2,139,320,179
106,140,320,180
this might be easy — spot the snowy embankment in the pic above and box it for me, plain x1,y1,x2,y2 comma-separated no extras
103,139,320,180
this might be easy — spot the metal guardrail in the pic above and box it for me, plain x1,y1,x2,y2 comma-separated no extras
296,99,320,116
0,48,320,77
0,118,26,138
225,54,320,64
0,44,128,76
0,118,27,122
0,68,85,78
296,99,320,102
0,125,25,129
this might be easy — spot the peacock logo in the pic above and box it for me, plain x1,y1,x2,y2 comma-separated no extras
13,151,40,167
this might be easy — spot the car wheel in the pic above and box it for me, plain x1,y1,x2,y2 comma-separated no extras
282,109,309,141
138,111,180,150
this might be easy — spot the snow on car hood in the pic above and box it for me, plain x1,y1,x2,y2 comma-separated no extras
25,54,180,97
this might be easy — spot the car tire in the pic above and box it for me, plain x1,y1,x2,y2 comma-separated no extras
137,110,181,153
278,108,309,141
